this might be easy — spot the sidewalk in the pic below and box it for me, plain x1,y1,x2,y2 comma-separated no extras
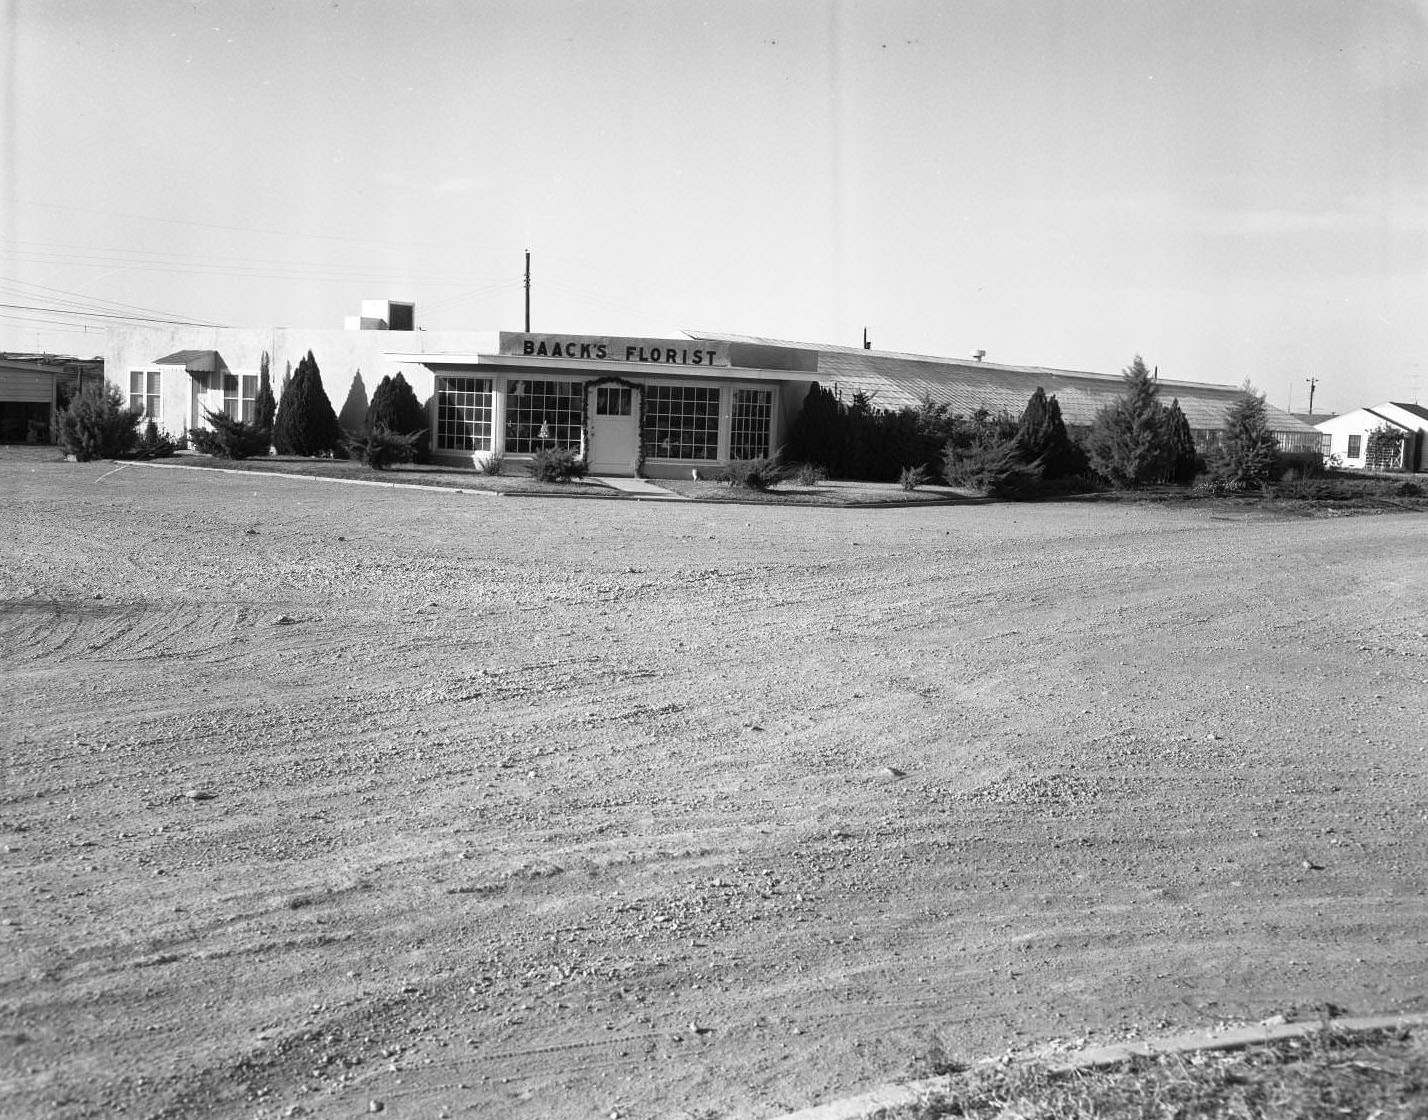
585,475,692,500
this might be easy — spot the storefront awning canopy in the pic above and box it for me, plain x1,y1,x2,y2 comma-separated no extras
154,350,227,376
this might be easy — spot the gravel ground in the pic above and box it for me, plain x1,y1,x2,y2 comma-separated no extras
1,446,1425,1120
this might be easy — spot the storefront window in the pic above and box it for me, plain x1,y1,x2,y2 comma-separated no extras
643,385,720,460
437,377,494,451
505,379,584,453
730,389,773,459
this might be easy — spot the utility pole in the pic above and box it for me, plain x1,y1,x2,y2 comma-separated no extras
524,250,531,333
1305,377,1318,415
862,327,870,350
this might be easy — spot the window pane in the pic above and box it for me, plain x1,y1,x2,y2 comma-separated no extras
146,394,161,420
642,385,719,460
130,370,144,394
241,375,258,400
595,386,632,416
224,374,238,394
147,371,162,394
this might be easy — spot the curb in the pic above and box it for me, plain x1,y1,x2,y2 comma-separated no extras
773,1011,1428,1120
104,460,984,509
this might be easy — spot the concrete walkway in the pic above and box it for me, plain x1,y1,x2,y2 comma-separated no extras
586,475,691,500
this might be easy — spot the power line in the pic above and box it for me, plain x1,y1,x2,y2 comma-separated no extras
10,197,529,254
2,243,517,288
0,302,224,327
0,275,222,325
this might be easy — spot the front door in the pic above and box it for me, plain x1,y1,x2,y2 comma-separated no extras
587,384,639,475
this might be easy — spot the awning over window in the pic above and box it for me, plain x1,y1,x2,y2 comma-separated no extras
154,350,227,376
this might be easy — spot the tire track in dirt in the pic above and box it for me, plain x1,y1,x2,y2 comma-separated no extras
3,459,1426,1119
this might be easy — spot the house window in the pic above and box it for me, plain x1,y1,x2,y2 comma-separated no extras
129,370,161,419
1347,434,1362,458
436,377,493,451
223,374,258,421
505,379,584,453
643,385,720,460
595,386,633,416
730,389,774,459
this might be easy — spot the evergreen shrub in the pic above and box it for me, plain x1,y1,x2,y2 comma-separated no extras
344,425,422,470
476,450,505,476
273,351,342,456
1208,390,1281,490
1162,398,1201,484
190,410,271,459
1016,388,1087,479
1084,357,1172,488
255,352,277,432
133,419,177,459
528,446,587,482
51,383,142,461
942,436,1043,497
366,372,429,462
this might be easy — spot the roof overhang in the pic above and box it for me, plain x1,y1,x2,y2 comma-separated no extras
154,350,227,376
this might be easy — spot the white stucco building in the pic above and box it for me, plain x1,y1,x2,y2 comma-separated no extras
104,300,1326,477
1314,403,1428,472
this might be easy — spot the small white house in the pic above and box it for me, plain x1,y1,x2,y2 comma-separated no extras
1314,403,1428,472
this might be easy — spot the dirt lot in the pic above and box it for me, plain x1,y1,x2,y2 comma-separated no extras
2,446,1425,1120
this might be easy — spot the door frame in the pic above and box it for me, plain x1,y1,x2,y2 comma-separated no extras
585,377,643,476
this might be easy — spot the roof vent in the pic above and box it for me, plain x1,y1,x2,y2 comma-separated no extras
973,349,986,361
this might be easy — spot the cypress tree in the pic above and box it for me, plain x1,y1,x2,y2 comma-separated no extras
1085,356,1171,488
366,371,429,461
1163,398,1199,484
1015,387,1084,478
272,350,341,456
254,351,277,433
1209,389,1280,489
787,382,843,471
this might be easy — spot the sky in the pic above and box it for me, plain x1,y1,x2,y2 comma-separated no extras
2,0,1425,415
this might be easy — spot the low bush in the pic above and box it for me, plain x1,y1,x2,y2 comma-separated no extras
51,384,142,461
1393,480,1424,498
943,437,1043,498
476,450,505,476
1278,450,1325,480
344,425,423,471
132,420,177,460
189,410,271,459
527,446,587,483
899,464,930,491
718,455,787,490
791,462,827,487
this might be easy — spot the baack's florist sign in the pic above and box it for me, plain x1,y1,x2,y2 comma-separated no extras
499,332,729,368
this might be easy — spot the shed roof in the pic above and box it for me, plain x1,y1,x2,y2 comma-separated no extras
688,332,1317,433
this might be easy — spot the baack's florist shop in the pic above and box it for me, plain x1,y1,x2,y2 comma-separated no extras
397,332,813,478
